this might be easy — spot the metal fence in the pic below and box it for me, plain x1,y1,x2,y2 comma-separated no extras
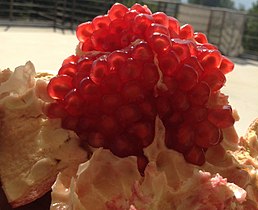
242,13,258,57
0,0,258,57
0,0,117,29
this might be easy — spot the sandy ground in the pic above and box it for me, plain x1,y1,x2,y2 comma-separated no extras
222,57,258,136
0,26,258,136
0,27,77,71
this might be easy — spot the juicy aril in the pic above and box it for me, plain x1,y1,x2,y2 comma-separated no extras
46,3,235,173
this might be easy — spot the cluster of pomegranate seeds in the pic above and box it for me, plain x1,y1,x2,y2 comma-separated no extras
46,3,235,172
48,43,158,163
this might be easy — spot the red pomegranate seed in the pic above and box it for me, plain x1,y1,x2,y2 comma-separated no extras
179,24,194,39
77,56,93,74
99,115,119,136
171,39,192,61
131,41,154,61
194,32,208,44
45,102,67,119
108,3,129,20
128,121,153,147
90,56,109,84
184,56,204,78
79,78,101,102
137,155,148,176
176,123,195,150
107,50,128,71
158,50,179,76
145,23,170,40
101,94,122,114
171,91,189,111
122,81,144,103
132,14,153,37
175,64,198,91
208,105,235,128
152,12,169,27
109,19,129,34
198,45,215,54
195,120,221,148
64,89,83,116
166,111,183,125
47,75,74,100
201,68,226,91
120,29,135,48
184,145,205,166
103,32,122,51
92,15,111,30
58,63,77,77
87,132,105,148
188,41,198,56
62,55,79,66
200,50,222,68
91,28,109,51
189,82,210,106
162,76,178,94
116,104,142,126
82,100,101,117
76,21,93,42
79,38,94,52
62,116,79,131
168,16,180,37
100,73,121,94
73,71,89,89
141,63,159,90
131,3,152,15
77,116,98,132
220,56,234,74
149,33,171,54
156,96,172,119
184,106,207,123
111,134,141,157
165,127,178,149
138,100,157,119
118,58,143,82
124,10,139,22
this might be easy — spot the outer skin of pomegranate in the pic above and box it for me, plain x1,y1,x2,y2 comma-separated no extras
46,3,235,170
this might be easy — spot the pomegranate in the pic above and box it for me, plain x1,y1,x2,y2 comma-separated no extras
46,3,235,173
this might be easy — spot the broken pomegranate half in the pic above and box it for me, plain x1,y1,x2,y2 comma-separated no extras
46,3,235,172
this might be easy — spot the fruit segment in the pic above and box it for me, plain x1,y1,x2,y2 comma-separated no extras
46,3,235,169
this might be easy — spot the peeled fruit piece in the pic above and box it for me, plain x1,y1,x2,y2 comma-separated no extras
47,3,235,172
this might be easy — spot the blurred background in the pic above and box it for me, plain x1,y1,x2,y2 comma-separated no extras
0,2,258,209
0,0,258,59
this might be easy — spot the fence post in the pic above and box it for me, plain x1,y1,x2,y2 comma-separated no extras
207,9,213,38
9,0,13,21
174,2,179,18
54,1,58,31
157,1,168,13
62,0,67,30
218,10,226,49
228,12,234,55
71,0,76,31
